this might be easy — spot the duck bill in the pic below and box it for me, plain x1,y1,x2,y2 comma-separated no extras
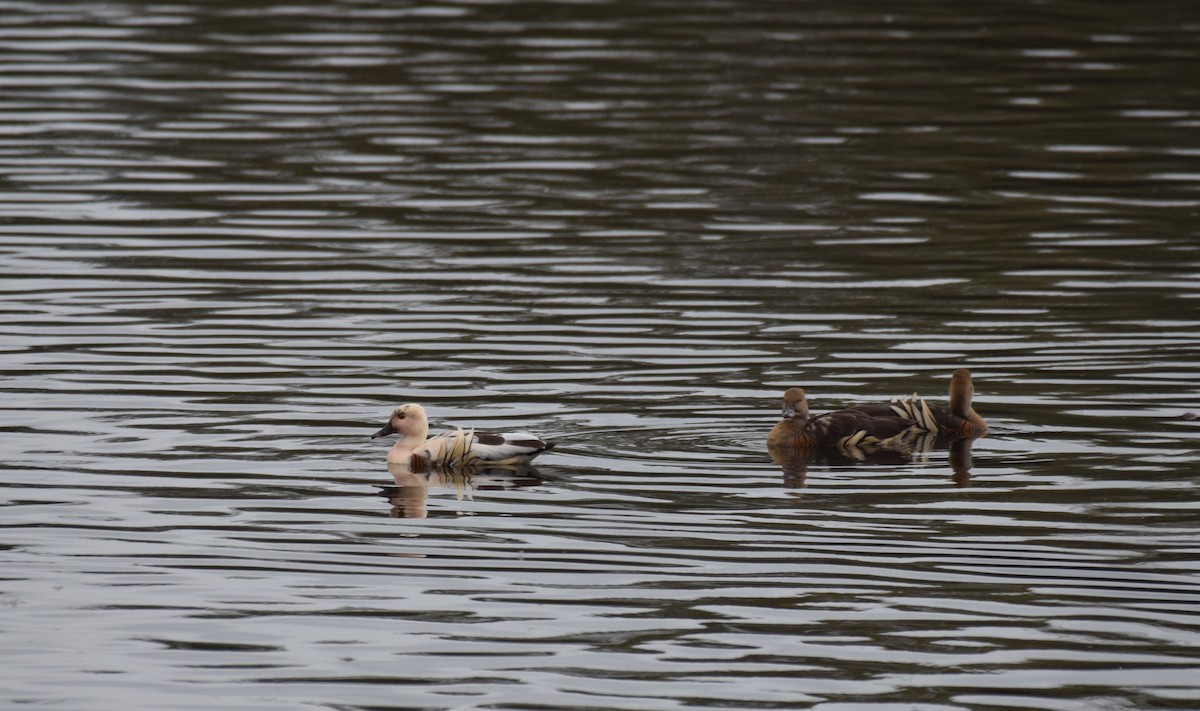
781,403,797,419
371,422,396,439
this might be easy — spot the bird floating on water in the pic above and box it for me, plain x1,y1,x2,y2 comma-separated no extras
767,369,986,453
371,403,554,470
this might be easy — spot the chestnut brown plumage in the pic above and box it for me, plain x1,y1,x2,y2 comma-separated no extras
767,369,986,453
849,369,986,437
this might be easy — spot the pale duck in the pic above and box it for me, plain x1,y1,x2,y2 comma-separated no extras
372,403,554,469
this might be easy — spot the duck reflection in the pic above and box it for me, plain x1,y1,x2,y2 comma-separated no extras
378,461,544,518
771,431,978,487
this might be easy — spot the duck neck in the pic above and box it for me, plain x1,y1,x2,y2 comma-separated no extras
393,422,428,454
958,404,986,430
949,383,986,430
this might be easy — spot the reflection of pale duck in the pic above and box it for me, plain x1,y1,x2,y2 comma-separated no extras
371,403,554,468
767,369,986,454
381,461,545,518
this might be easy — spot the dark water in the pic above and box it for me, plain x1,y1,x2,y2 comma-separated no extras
2,2,1199,709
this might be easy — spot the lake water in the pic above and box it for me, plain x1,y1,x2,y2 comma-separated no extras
2,1,1199,709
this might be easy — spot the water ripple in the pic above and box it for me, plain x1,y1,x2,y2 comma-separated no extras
1,1,1199,710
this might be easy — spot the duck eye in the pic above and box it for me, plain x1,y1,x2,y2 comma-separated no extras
396,413,406,420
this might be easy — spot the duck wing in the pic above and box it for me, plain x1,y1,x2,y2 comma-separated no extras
414,428,554,469
470,431,555,460
851,396,945,433
800,410,918,449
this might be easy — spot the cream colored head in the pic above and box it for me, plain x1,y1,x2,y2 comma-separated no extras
371,403,429,441
780,387,808,420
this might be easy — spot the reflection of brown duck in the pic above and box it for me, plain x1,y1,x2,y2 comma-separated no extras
772,434,976,488
768,369,986,453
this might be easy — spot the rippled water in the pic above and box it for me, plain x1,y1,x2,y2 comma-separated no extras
2,1,1200,709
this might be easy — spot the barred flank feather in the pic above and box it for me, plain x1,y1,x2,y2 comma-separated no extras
888,395,939,432
448,427,474,466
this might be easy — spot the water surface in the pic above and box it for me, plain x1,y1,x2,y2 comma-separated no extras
2,2,1199,710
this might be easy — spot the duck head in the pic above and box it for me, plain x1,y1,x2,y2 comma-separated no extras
780,387,809,420
372,403,429,441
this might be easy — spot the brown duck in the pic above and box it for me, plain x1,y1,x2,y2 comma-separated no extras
768,369,986,452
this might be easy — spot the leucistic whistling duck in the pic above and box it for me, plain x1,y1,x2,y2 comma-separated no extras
372,403,554,469
767,369,986,452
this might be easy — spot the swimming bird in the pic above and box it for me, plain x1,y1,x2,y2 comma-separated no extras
849,369,987,437
766,387,811,451
771,402,919,452
371,403,554,469
767,369,986,453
